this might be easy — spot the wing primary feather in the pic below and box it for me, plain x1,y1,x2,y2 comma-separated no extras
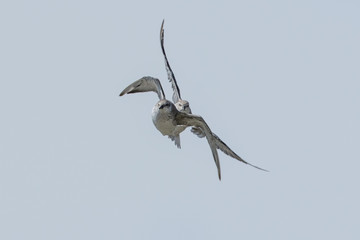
212,133,269,172
160,20,181,103
191,124,268,172
119,77,166,100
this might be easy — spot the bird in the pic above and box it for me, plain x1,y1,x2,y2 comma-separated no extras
160,20,267,172
120,76,222,179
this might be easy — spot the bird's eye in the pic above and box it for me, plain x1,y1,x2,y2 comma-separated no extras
161,103,170,109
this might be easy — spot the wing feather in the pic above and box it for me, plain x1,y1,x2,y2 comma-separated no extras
175,112,221,180
191,127,268,171
160,20,181,103
119,76,165,100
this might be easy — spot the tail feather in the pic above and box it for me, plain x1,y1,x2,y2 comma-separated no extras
168,135,181,149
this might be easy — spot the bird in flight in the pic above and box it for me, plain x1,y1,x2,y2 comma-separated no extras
119,21,268,180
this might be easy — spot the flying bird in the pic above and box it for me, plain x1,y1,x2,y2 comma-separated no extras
160,20,267,172
120,76,222,179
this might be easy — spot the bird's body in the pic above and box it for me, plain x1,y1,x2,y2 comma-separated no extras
152,99,178,136
152,99,188,146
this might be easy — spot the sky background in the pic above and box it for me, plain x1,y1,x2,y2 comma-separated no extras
1,0,359,239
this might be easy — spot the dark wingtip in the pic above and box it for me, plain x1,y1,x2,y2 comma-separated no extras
249,163,269,172
160,20,165,36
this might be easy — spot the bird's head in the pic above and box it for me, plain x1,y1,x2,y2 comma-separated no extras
175,100,191,114
157,99,175,113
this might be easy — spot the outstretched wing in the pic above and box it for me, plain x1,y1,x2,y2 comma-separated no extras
212,133,268,171
191,128,268,171
119,76,166,100
160,20,181,103
175,112,221,180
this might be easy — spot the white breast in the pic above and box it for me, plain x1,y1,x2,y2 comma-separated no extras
151,105,177,136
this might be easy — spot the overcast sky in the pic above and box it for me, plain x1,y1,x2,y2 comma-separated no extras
1,1,359,239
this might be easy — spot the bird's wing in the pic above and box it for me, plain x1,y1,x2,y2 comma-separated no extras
160,20,181,103
191,128,268,171
175,112,221,180
212,133,268,172
119,76,165,100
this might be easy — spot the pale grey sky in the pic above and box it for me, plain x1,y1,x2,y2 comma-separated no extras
1,1,359,239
